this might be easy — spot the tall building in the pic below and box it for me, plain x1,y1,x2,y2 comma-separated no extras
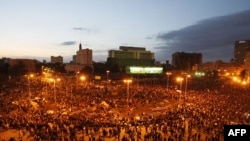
234,40,250,65
172,52,202,71
107,46,155,70
245,52,250,82
72,55,76,64
76,43,93,67
51,56,63,64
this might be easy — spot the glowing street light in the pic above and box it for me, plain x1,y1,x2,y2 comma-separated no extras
123,79,132,108
49,78,61,103
242,80,247,85
176,77,184,93
185,74,191,96
166,72,172,91
106,70,110,81
80,75,86,86
106,70,110,88
27,74,34,98
80,75,86,81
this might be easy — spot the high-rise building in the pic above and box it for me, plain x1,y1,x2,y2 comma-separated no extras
72,55,76,64
107,46,155,70
76,43,93,67
172,52,202,71
234,40,250,65
51,56,63,64
245,52,250,82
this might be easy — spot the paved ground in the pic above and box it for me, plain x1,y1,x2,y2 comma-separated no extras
0,129,30,141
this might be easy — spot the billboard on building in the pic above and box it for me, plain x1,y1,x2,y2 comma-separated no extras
126,66,163,74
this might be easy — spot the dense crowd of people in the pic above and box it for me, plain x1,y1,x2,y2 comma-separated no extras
0,75,250,141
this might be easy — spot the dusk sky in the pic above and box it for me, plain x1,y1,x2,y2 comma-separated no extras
1,0,250,63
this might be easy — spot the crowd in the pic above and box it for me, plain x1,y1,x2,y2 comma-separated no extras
0,75,250,141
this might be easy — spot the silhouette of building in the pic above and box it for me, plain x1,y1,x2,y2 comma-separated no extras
234,40,250,65
9,59,38,73
197,60,243,77
65,64,84,72
107,46,155,71
51,56,63,64
76,43,93,67
172,52,202,71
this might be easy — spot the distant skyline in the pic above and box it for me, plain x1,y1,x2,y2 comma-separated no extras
1,0,250,63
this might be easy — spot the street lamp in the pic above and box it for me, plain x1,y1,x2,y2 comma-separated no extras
166,72,172,91
80,75,86,86
185,74,191,96
27,74,34,98
123,79,132,108
185,74,191,100
106,70,110,81
176,77,184,93
80,75,86,81
76,71,80,88
49,78,61,103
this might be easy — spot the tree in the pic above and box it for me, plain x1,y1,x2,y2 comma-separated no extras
10,60,27,76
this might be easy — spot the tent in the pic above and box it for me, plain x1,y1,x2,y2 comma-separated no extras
47,110,54,114
100,101,109,108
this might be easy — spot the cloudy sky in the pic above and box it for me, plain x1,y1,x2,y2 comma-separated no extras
1,0,250,63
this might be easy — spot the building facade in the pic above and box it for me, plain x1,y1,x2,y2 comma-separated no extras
172,52,202,71
65,64,85,72
51,56,63,64
197,61,243,77
234,40,250,65
245,52,250,82
107,46,155,71
9,59,38,73
76,43,93,67
72,55,76,64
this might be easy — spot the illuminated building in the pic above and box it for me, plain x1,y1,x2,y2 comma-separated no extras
234,40,250,65
76,43,93,67
107,46,155,71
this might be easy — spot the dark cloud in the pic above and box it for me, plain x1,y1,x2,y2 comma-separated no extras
73,27,92,32
61,41,76,46
146,35,156,40
155,9,250,62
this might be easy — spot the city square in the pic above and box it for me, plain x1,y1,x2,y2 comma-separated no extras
0,71,250,140
1,1,250,140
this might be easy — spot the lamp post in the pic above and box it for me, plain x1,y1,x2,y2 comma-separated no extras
80,75,86,86
123,79,132,108
176,77,183,101
106,70,110,88
49,78,60,103
106,70,110,81
166,72,172,91
176,77,184,93
76,71,80,89
185,74,191,96
27,74,34,98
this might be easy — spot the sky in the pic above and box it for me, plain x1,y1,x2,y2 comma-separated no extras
1,0,250,63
